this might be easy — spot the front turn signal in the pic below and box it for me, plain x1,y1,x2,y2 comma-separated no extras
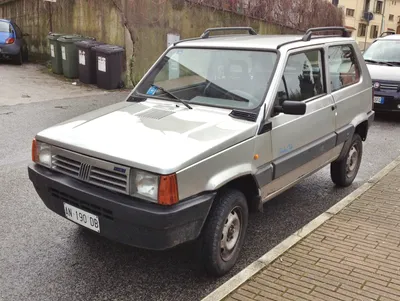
158,174,179,205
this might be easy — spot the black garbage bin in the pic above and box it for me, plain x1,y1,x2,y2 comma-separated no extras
75,40,105,84
93,44,125,90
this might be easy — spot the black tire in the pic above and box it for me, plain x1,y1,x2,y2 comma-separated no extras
13,51,23,65
331,133,363,187
200,189,248,277
22,47,29,62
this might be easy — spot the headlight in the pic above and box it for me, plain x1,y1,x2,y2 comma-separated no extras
130,170,159,201
32,139,52,167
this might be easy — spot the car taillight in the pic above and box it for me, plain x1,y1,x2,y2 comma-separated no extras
5,38,15,44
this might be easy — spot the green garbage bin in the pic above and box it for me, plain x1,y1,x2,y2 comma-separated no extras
57,35,94,79
48,33,65,74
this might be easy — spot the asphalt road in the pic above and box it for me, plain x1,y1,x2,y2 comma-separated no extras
1,95,400,301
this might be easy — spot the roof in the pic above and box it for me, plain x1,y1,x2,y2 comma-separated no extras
0,19,10,23
176,34,354,50
380,34,400,40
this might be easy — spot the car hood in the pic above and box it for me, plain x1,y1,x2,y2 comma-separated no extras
36,100,258,174
366,64,400,82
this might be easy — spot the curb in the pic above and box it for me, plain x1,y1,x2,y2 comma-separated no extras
201,155,400,301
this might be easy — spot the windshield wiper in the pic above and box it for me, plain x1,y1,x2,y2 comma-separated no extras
386,61,400,66
151,84,192,109
364,59,394,66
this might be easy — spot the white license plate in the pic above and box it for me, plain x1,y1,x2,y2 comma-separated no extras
64,203,100,232
374,96,384,104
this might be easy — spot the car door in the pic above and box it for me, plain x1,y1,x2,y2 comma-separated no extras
327,44,365,130
259,46,340,201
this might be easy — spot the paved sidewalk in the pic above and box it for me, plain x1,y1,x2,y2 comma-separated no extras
224,164,400,301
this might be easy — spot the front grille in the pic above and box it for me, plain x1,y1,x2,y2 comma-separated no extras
51,148,130,195
50,188,114,220
52,155,80,177
380,83,399,91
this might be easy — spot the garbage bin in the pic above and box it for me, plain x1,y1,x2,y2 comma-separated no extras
94,44,125,90
48,33,65,74
57,35,95,79
75,40,105,85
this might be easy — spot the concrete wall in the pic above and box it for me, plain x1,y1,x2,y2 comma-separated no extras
130,1,303,85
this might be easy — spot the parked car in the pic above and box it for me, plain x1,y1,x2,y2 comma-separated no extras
0,18,29,65
28,26,374,277
363,33,400,112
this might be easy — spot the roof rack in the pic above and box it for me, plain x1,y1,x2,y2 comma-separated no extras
302,27,350,41
380,31,395,37
173,26,257,46
200,27,257,39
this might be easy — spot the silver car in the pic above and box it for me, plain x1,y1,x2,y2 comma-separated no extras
363,33,400,112
28,26,374,277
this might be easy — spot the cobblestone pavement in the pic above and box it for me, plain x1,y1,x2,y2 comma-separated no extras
225,162,400,301
0,62,109,106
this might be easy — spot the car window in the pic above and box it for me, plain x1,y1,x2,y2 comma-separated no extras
363,39,400,64
12,23,22,39
136,48,278,110
276,49,325,104
0,21,12,33
328,45,360,92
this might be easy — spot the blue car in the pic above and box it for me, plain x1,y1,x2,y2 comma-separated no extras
0,19,29,65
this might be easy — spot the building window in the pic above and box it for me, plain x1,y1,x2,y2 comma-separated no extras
376,1,383,13
389,14,395,21
392,1,397,5
332,0,339,6
346,8,355,16
370,25,379,38
358,23,367,36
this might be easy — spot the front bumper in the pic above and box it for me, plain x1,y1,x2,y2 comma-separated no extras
28,164,215,250
374,92,400,113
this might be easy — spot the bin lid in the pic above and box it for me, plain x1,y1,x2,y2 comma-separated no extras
48,33,66,40
75,40,104,49
57,34,88,43
94,44,125,54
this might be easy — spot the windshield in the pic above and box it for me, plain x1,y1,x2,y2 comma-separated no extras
134,48,278,110
363,40,400,64
0,21,11,33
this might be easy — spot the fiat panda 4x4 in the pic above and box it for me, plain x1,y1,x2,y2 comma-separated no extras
29,26,374,277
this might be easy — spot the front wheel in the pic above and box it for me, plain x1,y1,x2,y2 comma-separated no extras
200,189,248,277
331,133,363,187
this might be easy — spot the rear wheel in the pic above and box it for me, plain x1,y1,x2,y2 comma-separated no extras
12,51,23,65
331,133,363,187
200,189,248,277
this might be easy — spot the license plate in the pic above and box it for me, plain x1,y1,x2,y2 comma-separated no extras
64,203,100,232
374,96,384,104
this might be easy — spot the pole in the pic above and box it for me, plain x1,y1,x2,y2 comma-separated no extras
364,23,369,51
380,0,386,35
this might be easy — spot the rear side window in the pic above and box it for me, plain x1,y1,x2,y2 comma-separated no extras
0,22,12,33
276,49,325,103
12,23,22,38
328,45,361,92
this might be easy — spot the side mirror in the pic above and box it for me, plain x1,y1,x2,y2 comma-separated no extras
274,100,306,115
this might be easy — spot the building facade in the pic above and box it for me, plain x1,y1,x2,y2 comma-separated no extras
333,0,400,49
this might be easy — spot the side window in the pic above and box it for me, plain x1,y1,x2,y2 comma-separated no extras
328,45,360,92
276,49,325,104
12,23,22,39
